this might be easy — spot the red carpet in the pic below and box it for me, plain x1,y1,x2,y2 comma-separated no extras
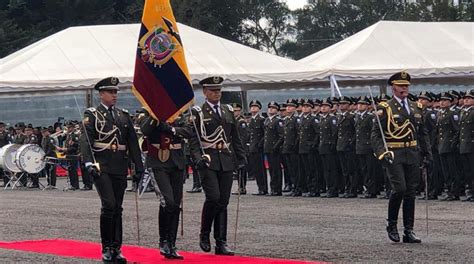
0,239,322,264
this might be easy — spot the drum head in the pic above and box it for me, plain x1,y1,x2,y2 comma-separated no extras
0,144,22,173
15,144,46,174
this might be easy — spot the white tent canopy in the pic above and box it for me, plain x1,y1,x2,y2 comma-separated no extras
0,23,321,93
300,21,474,82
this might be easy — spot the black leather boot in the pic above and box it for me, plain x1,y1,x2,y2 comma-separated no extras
100,216,115,262
113,247,127,264
402,199,421,243
214,209,234,256
101,247,114,263
159,238,171,257
386,193,403,242
199,233,211,252
199,203,216,252
158,208,172,257
386,220,400,242
167,210,184,260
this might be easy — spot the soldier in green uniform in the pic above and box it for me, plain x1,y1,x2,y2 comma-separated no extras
190,76,246,256
13,123,26,144
139,109,197,260
437,92,461,201
248,100,267,195
299,99,320,197
264,101,284,196
232,103,249,195
24,125,40,188
355,97,377,198
80,77,144,263
336,96,358,198
41,127,57,188
459,90,474,202
282,99,301,196
417,91,442,200
371,71,431,243
319,98,339,198
61,121,81,190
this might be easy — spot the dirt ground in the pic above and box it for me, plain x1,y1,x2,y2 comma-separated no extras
1,177,473,263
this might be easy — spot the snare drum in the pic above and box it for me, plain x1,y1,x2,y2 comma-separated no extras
0,144,22,173
15,144,46,174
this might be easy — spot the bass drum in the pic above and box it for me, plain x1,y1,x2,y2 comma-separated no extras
0,144,22,173
15,144,46,174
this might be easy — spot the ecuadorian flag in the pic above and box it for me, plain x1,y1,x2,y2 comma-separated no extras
132,0,194,122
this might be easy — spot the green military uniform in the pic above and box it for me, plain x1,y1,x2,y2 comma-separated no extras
190,76,246,256
459,90,474,201
282,99,300,195
298,99,320,197
139,109,196,259
264,101,284,195
234,109,249,194
418,92,443,199
437,92,461,200
319,99,339,197
80,77,144,263
355,97,377,198
336,96,358,198
41,129,57,187
371,72,431,244
65,125,81,189
248,100,267,195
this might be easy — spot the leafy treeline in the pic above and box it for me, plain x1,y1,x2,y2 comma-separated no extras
1,0,472,59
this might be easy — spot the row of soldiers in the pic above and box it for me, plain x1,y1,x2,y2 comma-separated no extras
0,121,92,190
230,89,474,202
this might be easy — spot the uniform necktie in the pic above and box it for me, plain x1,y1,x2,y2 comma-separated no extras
108,107,115,120
401,99,410,115
213,105,221,117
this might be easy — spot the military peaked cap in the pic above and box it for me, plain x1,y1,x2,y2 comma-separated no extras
388,71,411,86
95,77,120,91
249,100,262,109
199,76,224,89
286,98,298,107
267,101,280,110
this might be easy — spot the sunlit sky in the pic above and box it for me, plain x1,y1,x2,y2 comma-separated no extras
285,0,308,10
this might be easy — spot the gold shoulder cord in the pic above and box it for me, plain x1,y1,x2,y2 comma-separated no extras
384,105,414,140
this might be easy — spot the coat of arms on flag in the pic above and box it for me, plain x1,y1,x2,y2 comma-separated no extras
132,0,194,123
139,17,182,68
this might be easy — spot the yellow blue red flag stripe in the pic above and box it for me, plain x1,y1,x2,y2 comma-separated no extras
132,0,194,122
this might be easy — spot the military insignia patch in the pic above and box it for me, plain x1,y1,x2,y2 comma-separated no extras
278,121,284,127
241,123,246,128
453,114,459,121
430,113,436,119
414,114,421,118
315,119,320,123
377,110,384,116
138,18,181,68
332,119,337,125
83,117,90,125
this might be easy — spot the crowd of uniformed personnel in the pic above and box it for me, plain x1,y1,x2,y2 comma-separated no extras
0,120,92,190
1,73,473,261
226,88,474,203
1,88,473,200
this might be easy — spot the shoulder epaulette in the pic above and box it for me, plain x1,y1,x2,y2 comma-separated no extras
225,104,234,112
121,108,129,114
86,107,96,112
192,106,202,112
378,102,389,108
